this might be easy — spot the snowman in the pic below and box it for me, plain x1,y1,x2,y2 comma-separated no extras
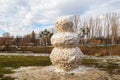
50,18,84,71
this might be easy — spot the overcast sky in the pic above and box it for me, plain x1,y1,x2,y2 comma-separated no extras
0,0,120,37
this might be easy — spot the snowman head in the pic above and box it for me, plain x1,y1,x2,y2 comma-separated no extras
55,17,74,32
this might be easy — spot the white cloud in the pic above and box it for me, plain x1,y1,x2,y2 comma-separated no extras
0,0,119,36
81,0,120,17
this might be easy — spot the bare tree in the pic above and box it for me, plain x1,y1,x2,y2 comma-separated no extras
95,17,102,38
88,17,93,39
70,15,80,32
110,13,120,44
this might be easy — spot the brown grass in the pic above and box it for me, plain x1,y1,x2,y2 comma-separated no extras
0,46,120,55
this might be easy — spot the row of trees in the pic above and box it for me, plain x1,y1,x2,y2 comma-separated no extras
71,13,120,45
0,29,53,48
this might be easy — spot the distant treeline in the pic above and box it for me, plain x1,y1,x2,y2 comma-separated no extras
0,13,120,47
